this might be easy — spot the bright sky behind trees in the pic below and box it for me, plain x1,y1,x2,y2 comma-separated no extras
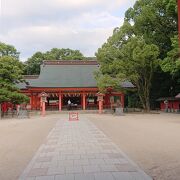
0,0,136,61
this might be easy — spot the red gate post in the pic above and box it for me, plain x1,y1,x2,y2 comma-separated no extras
83,93,86,110
59,93,62,111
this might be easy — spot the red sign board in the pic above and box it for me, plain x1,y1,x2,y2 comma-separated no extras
69,112,79,121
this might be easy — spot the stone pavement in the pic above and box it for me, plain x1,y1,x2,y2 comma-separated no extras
19,116,152,180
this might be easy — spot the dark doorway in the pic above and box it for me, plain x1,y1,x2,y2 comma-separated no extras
63,96,81,110
46,97,59,110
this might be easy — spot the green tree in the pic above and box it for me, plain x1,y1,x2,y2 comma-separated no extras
124,0,179,102
44,48,84,60
160,35,180,95
0,56,29,118
96,33,159,111
125,0,177,59
96,0,179,111
0,42,20,59
24,48,84,75
161,36,180,76
24,52,45,75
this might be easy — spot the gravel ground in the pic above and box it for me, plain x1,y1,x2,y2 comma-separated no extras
89,113,180,180
0,113,180,180
0,115,58,180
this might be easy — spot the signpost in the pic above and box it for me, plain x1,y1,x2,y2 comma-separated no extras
69,112,79,121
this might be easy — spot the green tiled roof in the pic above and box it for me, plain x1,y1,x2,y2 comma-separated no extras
17,61,134,89
29,62,99,88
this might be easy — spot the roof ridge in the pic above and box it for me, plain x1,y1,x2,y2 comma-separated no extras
23,75,39,79
42,60,98,65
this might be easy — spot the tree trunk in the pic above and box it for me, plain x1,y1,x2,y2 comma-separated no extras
145,96,150,112
137,85,151,112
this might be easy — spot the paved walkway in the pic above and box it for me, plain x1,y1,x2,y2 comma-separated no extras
19,117,152,180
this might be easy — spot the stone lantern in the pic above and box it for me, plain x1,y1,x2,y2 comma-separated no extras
39,92,48,116
97,92,105,114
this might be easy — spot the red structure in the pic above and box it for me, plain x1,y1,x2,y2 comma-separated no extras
157,95,180,112
16,61,134,114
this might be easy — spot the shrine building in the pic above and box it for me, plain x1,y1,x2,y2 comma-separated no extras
18,60,134,111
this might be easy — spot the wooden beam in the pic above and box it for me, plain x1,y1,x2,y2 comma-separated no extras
27,87,98,92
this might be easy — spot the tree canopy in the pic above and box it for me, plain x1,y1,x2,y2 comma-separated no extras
96,0,179,111
125,0,177,59
96,30,159,110
0,43,29,117
0,56,29,105
0,42,20,59
24,48,84,75
161,35,180,76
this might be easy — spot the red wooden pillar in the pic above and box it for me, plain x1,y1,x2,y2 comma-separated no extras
34,94,38,110
30,94,33,110
33,95,36,110
37,96,40,110
83,93,86,110
30,94,32,110
59,93,62,111
178,0,180,48
81,93,83,108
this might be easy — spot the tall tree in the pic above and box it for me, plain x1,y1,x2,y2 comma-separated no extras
44,48,84,60
0,42,20,59
0,56,29,117
161,35,180,95
24,48,84,75
161,35,180,76
125,0,177,59
96,0,178,110
96,33,159,111
124,0,179,102
24,52,45,75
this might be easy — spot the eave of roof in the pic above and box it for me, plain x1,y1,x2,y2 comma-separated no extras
23,75,39,79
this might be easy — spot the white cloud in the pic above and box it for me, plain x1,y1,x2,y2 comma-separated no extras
0,0,136,60
2,0,132,17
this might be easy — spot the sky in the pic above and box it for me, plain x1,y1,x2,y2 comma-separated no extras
0,0,136,61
